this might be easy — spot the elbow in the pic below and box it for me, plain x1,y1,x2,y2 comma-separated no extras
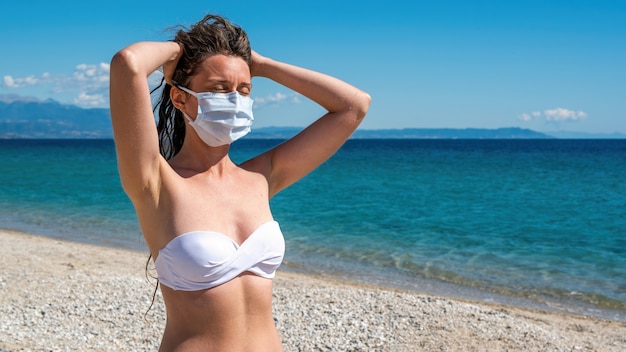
110,48,142,78
353,90,371,122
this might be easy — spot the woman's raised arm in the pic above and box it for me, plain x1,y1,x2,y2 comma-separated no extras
109,41,181,200
244,51,371,197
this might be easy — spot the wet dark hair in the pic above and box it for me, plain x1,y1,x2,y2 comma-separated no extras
145,14,251,317
152,14,252,160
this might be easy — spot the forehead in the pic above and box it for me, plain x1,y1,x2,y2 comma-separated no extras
189,54,250,90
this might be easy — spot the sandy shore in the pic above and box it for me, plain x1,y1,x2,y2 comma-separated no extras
1,230,624,352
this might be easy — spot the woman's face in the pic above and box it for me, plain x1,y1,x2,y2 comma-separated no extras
174,54,252,120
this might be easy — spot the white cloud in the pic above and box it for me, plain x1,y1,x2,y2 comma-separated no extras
72,63,109,84
73,92,106,107
2,63,111,107
543,107,587,121
253,92,301,108
518,107,588,123
3,75,41,87
3,76,16,87
254,92,287,104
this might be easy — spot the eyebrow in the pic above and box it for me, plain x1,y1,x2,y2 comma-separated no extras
200,79,252,89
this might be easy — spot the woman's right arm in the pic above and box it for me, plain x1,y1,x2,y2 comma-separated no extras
109,41,181,201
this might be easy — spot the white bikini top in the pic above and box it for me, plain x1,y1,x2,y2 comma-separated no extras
154,221,285,291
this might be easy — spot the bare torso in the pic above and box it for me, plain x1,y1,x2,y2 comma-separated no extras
138,155,282,352
158,274,282,351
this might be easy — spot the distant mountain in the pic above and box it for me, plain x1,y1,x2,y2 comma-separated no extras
0,99,111,138
249,126,553,139
543,130,626,139
353,127,552,139
0,94,42,104
1,97,621,139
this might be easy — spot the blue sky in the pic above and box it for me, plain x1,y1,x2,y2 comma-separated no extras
1,0,625,134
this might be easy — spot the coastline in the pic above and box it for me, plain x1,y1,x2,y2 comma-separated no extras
284,259,626,323
1,229,625,351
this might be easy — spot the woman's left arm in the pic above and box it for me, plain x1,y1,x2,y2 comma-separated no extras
243,51,371,197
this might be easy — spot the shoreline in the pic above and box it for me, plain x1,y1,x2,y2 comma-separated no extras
282,260,626,323
11,226,626,323
1,229,625,351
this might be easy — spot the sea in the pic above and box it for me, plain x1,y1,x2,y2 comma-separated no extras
1,138,625,321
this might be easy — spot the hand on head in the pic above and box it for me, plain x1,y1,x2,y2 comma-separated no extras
249,50,266,77
162,42,184,86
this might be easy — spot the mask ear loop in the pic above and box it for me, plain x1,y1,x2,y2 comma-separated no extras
170,86,194,119
177,85,197,97
181,112,195,124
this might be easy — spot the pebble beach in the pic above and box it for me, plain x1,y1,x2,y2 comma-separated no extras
1,229,625,352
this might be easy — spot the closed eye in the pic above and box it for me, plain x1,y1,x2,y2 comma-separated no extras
210,85,227,93
238,84,252,96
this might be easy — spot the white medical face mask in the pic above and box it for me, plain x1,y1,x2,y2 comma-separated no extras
178,86,254,147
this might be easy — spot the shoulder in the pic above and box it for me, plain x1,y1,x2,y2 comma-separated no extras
239,152,272,180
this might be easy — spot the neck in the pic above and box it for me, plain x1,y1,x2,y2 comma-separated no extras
170,137,233,175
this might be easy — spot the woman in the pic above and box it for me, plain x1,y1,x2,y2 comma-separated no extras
109,14,370,351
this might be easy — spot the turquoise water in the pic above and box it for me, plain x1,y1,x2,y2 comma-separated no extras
1,139,625,321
